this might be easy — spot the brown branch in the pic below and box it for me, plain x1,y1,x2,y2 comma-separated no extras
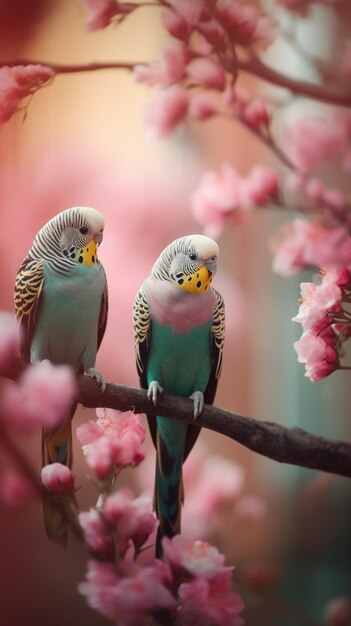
2,55,351,108
78,376,351,479
4,359,351,479
238,56,351,108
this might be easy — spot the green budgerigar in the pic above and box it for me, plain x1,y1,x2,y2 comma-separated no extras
14,206,108,544
133,235,225,556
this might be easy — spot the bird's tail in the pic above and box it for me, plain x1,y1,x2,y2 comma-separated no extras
41,409,74,547
154,418,187,558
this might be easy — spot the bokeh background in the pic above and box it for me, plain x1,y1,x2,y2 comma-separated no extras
0,1,350,625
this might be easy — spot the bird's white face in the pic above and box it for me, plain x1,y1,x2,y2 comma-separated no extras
169,235,219,294
59,207,105,266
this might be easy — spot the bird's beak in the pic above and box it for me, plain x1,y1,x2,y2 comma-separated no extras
204,257,217,274
94,231,103,246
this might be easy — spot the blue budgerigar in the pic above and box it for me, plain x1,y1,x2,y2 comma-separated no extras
14,206,108,544
133,235,225,556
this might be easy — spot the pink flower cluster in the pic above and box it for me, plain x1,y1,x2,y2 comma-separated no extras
162,0,277,50
79,535,244,626
285,117,347,172
272,219,351,277
191,162,279,236
76,407,145,478
130,0,276,139
293,271,351,381
163,536,244,626
79,488,157,557
0,360,77,432
0,64,54,125
79,558,175,626
82,0,135,31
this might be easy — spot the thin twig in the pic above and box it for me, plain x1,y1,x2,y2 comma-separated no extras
238,56,351,108
2,55,351,107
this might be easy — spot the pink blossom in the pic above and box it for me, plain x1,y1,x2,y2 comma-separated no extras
0,312,18,374
145,87,189,139
186,58,226,91
171,0,207,26
189,94,215,120
243,165,280,205
242,98,270,129
79,509,114,557
79,559,176,625
161,10,190,40
0,469,36,505
163,536,229,579
103,488,157,555
76,408,145,477
216,0,258,43
185,455,244,520
134,42,190,88
324,596,351,626
292,276,342,331
83,0,135,31
1,361,77,433
178,569,244,626
294,326,339,382
252,14,278,50
96,407,146,442
198,20,227,50
285,117,346,171
0,64,54,124
191,164,245,236
272,219,351,276
41,463,75,494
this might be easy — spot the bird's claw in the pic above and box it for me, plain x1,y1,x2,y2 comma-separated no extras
189,391,204,419
147,381,163,406
86,368,106,392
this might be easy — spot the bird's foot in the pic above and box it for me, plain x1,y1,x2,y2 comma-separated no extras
147,380,164,406
86,368,106,392
189,391,204,419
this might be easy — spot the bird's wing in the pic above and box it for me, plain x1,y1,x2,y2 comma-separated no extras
14,258,45,361
97,266,109,351
184,288,225,460
205,287,225,404
133,287,156,445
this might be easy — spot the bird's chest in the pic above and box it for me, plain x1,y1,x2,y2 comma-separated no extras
147,321,212,396
145,280,215,334
31,264,105,365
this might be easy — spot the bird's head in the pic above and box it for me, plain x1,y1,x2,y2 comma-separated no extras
30,206,105,267
153,234,219,294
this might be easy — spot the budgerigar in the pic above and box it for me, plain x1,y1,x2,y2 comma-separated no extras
14,206,108,545
133,235,225,556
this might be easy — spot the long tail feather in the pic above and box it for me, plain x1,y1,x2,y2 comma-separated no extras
154,419,186,558
41,408,74,546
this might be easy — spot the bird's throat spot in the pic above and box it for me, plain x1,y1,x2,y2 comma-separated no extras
78,240,98,266
172,265,212,293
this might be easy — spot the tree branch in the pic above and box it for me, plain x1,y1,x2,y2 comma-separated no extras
2,56,351,107
78,376,351,479
4,360,351,478
238,56,351,108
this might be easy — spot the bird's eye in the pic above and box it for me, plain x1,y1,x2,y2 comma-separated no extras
189,252,197,261
80,226,88,235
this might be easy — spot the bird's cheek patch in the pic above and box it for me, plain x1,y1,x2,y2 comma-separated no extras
172,265,212,293
78,240,98,266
